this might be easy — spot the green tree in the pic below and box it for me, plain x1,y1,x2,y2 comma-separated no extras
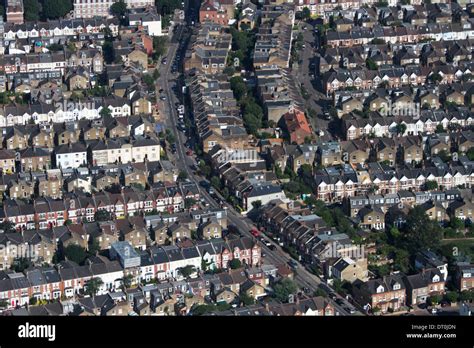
85,278,104,297
210,176,222,190
0,220,16,233
395,123,407,135
185,198,197,209
110,0,127,22
102,41,115,64
24,0,41,21
94,210,112,221
63,244,88,265
12,257,33,272
424,180,438,191
449,217,465,232
429,294,442,306
429,73,443,83
42,0,72,19
467,147,474,161
230,76,247,101
239,293,255,306
178,170,188,181
88,238,101,255
301,7,311,20
444,291,459,303
179,265,196,278
400,206,443,253
251,200,262,211
273,278,298,303
99,106,112,118
366,58,378,70
313,288,327,298
121,274,134,289
229,259,242,269
152,37,167,60
437,150,451,162
143,74,155,92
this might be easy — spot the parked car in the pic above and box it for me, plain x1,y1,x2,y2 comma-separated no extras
344,307,355,314
250,228,260,238
288,259,298,270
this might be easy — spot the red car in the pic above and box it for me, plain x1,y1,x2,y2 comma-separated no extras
250,229,260,237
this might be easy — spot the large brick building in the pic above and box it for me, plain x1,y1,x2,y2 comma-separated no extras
199,0,229,25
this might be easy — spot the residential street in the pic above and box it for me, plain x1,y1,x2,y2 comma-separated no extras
158,18,360,316
293,22,335,140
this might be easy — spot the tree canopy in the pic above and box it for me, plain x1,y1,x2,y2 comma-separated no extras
273,278,298,303
400,206,443,252
63,244,88,265
24,0,41,21
41,0,72,20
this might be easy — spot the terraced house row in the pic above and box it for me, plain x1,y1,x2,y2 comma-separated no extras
0,234,262,309
0,183,201,230
326,22,474,48
0,96,133,127
0,18,119,41
314,160,474,202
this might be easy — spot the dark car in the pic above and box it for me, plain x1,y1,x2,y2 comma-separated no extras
335,298,344,306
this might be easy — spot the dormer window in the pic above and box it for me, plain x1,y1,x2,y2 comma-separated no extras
376,285,384,293
393,283,401,290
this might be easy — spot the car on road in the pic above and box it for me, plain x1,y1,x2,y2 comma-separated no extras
335,298,344,306
268,244,276,251
161,58,167,64
186,149,193,156
199,180,209,188
160,96,167,101
250,228,260,238
208,187,215,195
329,293,337,300
264,240,272,247
344,306,355,314
288,259,298,270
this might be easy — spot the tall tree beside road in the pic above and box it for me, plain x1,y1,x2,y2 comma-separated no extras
153,37,167,61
